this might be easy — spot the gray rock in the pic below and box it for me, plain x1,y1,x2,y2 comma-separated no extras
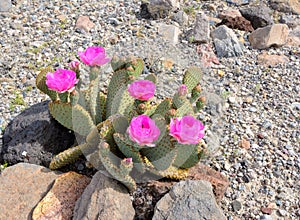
1,101,75,167
0,0,11,12
73,171,135,220
171,10,189,26
0,163,60,220
152,180,226,220
231,200,242,211
240,6,274,29
211,25,244,57
158,23,180,44
269,0,300,15
140,0,180,19
188,14,210,43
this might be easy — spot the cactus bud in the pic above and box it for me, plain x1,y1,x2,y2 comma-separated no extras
178,84,188,96
138,103,146,111
168,109,177,117
195,84,202,93
198,96,206,103
69,60,80,71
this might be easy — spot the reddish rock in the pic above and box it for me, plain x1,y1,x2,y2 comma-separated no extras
197,44,220,67
261,207,273,215
75,16,95,32
218,9,254,32
249,24,289,49
0,163,61,220
32,172,91,220
188,163,230,201
257,52,289,66
239,138,251,150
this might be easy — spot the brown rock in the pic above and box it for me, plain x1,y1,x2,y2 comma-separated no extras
218,9,254,32
261,207,273,215
249,24,289,49
188,163,230,201
73,171,135,220
197,44,220,67
0,163,60,220
32,172,91,220
257,52,289,66
75,16,95,32
270,0,300,15
239,138,251,150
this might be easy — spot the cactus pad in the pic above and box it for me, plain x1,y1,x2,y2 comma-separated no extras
183,66,202,92
36,67,57,101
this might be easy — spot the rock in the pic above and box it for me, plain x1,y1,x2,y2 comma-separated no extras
140,0,180,19
269,0,300,15
75,16,95,32
239,138,250,150
260,214,274,220
249,24,289,49
0,163,60,220
171,10,189,26
1,101,75,167
286,26,300,47
187,14,210,43
32,172,90,220
152,180,226,220
257,52,289,67
280,14,300,28
188,163,230,201
218,9,254,32
0,0,11,12
240,6,274,29
211,25,244,57
73,171,135,220
261,207,273,215
223,0,250,6
231,200,242,211
196,44,220,67
158,23,180,44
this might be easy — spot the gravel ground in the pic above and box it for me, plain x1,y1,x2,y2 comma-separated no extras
0,0,299,219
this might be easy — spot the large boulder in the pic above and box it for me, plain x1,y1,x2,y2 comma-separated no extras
240,6,274,29
73,171,135,220
1,101,75,167
152,180,226,220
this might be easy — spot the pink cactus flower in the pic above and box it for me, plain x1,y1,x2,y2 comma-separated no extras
128,80,156,101
69,60,80,70
170,116,205,144
46,69,79,93
78,46,111,66
127,115,160,146
178,84,188,96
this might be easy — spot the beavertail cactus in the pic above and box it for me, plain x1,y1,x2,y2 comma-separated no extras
36,46,207,192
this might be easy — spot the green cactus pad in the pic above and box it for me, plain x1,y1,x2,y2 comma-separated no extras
111,56,128,72
151,114,166,144
125,57,144,77
87,79,100,123
106,69,129,117
141,134,176,171
58,92,68,103
98,141,137,192
113,133,145,173
144,73,157,84
110,85,135,117
175,99,195,117
154,99,171,117
49,143,87,170
97,92,106,123
111,114,129,134
49,102,95,136
172,93,187,109
173,143,200,169
36,67,57,101
183,66,202,92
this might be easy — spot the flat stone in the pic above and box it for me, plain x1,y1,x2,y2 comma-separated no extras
140,0,180,19
171,10,189,26
32,172,91,220
269,0,300,15
0,163,60,220
158,23,180,44
257,52,289,67
286,26,300,47
211,25,244,57
188,162,230,201
249,24,289,49
197,44,220,67
73,171,135,220
240,6,274,29
75,16,95,32
232,200,242,212
152,180,226,220
1,101,75,167
0,0,11,12
188,14,210,43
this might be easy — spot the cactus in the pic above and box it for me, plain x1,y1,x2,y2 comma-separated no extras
36,47,207,192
